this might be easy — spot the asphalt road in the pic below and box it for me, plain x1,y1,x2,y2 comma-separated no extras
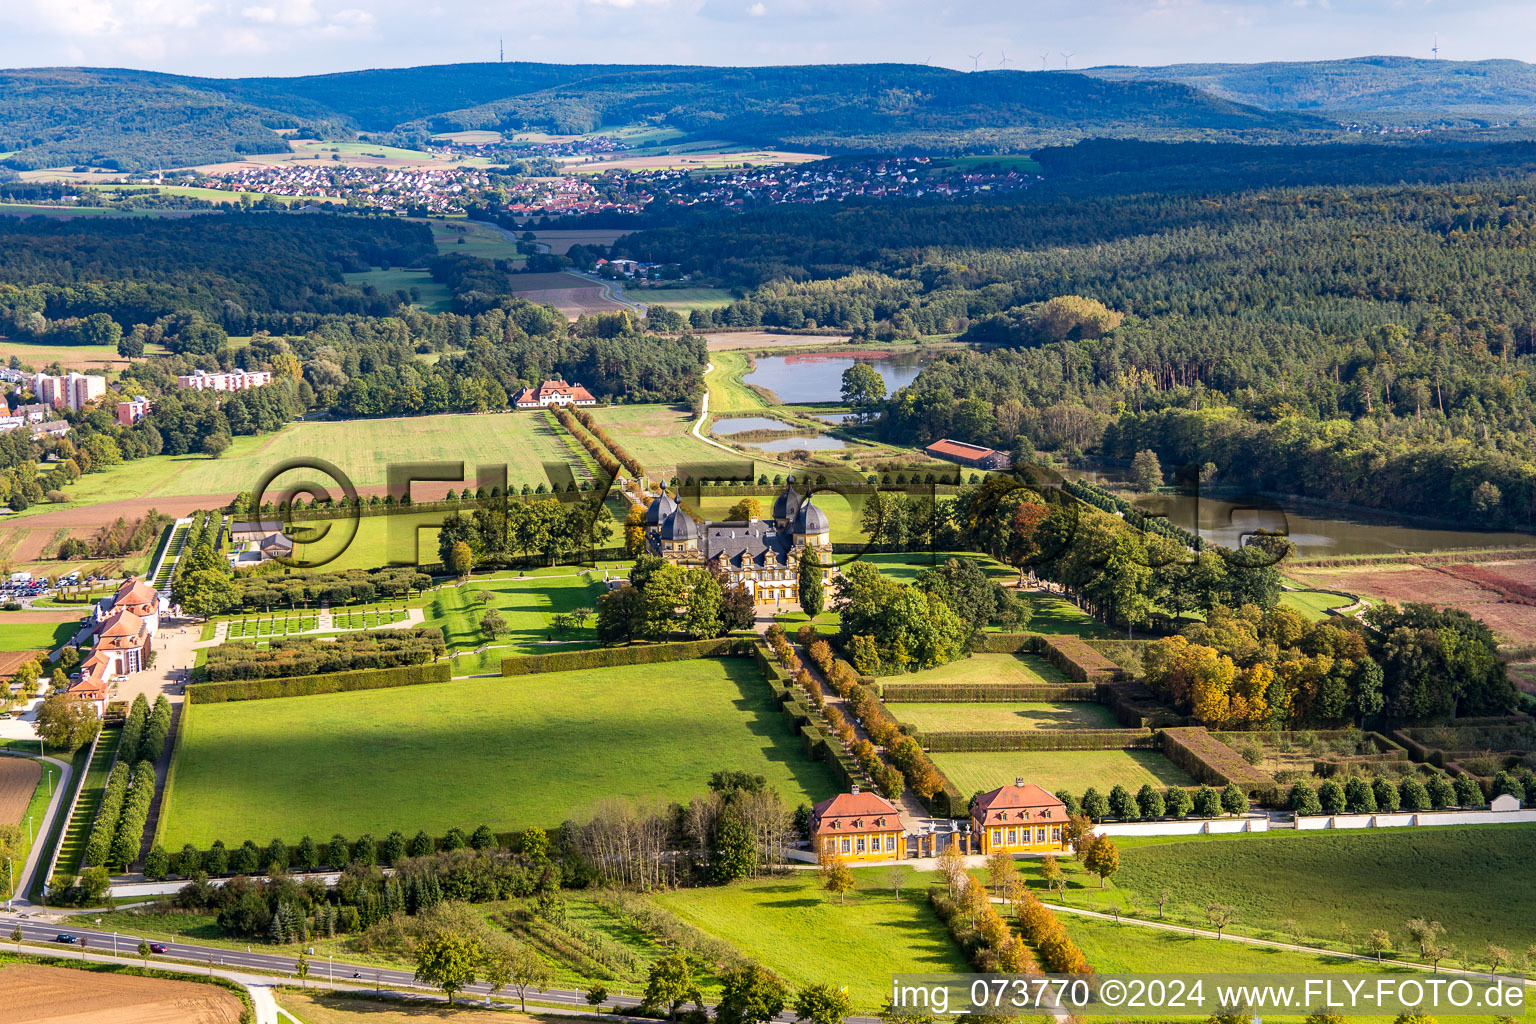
0,912,630,1007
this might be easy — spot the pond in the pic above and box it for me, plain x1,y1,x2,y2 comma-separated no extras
742,351,927,403
710,416,795,435
743,435,848,453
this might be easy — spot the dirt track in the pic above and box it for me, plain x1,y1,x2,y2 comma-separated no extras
0,756,41,824
0,964,245,1023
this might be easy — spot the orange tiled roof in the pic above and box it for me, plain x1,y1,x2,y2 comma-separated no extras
811,791,905,834
971,783,1066,825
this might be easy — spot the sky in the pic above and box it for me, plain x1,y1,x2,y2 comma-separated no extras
0,0,1531,79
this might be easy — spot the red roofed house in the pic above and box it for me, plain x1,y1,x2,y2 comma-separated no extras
95,578,160,636
67,653,112,715
512,379,597,410
92,609,152,676
924,438,1012,471
811,787,906,861
971,779,1068,855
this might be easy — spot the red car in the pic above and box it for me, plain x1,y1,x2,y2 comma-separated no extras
148,942,168,954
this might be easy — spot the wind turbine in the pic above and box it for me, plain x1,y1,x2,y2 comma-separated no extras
1060,51,1075,69
969,52,983,72
998,50,1014,68
1431,34,1440,59
1039,51,1051,70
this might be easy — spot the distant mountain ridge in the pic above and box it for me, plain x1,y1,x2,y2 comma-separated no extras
0,61,1324,172
1081,56,1536,126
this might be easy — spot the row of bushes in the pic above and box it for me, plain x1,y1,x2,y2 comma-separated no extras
501,637,746,675
189,663,451,704
1076,782,1245,822
920,729,1157,753
930,884,1036,973
571,407,646,479
880,683,1096,702
83,760,130,867
970,633,1036,654
145,823,516,879
1285,773,1485,815
553,407,627,481
763,633,884,797
1159,726,1279,800
109,761,156,869
204,627,445,682
1014,888,1093,973
118,694,170,767
801,629,953,806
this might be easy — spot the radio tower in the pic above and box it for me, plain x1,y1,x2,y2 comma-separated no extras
499,38,504,63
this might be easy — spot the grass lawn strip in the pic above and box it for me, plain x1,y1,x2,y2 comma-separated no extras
654,868,970,1011
890,700,1119,732
933,749,1195,796
162,658,836,846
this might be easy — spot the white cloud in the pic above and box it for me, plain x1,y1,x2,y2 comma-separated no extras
749,1,766,13
241,0,320,26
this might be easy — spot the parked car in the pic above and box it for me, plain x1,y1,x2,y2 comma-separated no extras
54,933,76,944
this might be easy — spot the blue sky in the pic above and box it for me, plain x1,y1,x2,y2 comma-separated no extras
0,0,1528,78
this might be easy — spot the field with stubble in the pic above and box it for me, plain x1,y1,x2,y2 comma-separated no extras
0,756,42,824
0,963,245,1024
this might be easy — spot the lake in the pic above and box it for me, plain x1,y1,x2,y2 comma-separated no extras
743,435,847,452
710,416,795,435
742,351,927,403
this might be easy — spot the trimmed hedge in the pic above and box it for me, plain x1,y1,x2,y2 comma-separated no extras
204,627,444,682
920,729,1157,752
1159,726,1278,801
189,663,451,704
881,683,1097,702
1040,635,1124,684
1098,681,1184,728
82,761,129,867
971,632,1039,654
500,637,749,675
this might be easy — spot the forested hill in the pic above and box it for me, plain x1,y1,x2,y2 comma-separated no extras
401,65,1323,152
1081,56,1536,127
0,61,1324,172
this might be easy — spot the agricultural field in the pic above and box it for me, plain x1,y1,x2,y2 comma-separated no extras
635,286,735,311
0,337,171,374
341,267,452,313
94,183,307,206
891,700,1119,733
705,351,772,414
679,490,867,542
0,963,246,1024
587,404,752,483
18,410,590,521
701,332,854,351
1288,560,1536,644
1034,826,1536,953
426,217,523,260
508,272,628,317
0,756,42,825
933,749,1195,797
0,620,79,652
161,657,836,846
562,148,825,174
655,868,970,1010
529,229,633,254
274,990,587,1023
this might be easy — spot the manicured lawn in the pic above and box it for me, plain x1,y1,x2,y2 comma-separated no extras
895,652,1070,688
0,620,78,651
1024,595,1120,637
1278,588,1352,620
162,658,836,846
1061,915,1419,1022
655,869,969,1010
934,749,1194,797
588,404,759,482
1077,826,1536,953
423,573,608,659
890,700,1119,732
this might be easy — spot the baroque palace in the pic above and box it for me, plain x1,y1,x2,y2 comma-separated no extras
643,483,834,606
